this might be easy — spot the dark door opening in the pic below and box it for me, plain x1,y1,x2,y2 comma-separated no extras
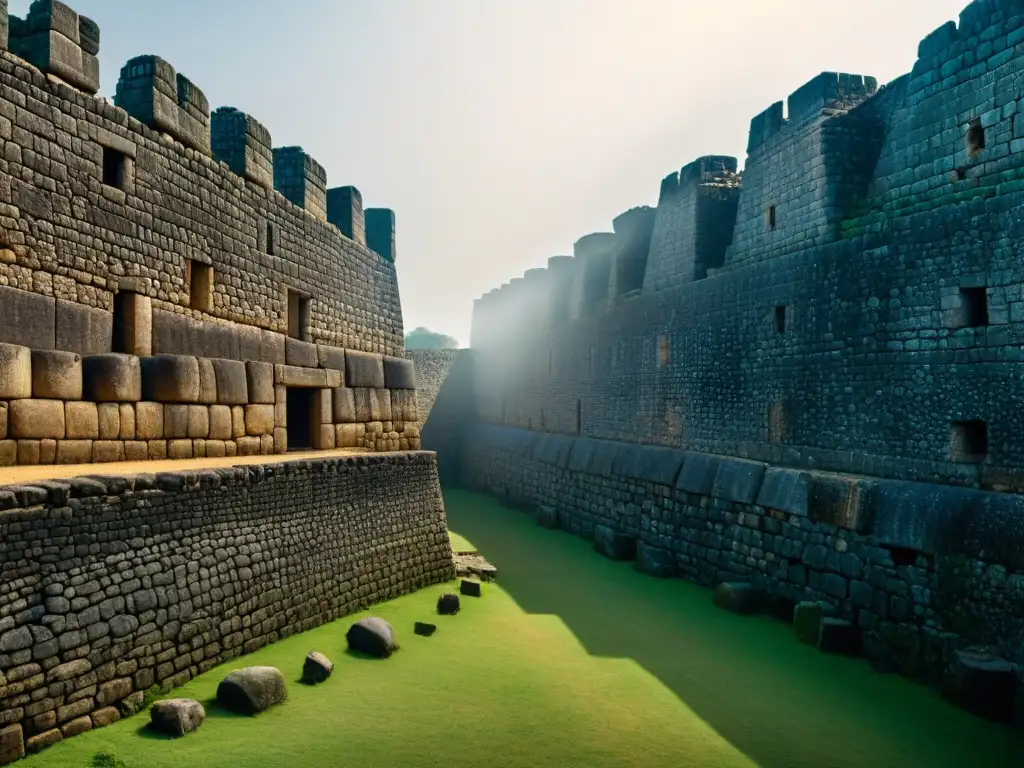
112,291,135,353
287,388,314,451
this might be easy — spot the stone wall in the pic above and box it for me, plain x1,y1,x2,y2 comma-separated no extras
415,350,473,486
0,451,454,762
0,1,404,372
461,424,1024,683
405,349,461,428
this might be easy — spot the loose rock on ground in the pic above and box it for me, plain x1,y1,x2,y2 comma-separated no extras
149,699,205,738
216,666,288,714
302,651,334,684
347,617,399,658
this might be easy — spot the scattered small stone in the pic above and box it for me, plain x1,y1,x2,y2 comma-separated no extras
437,593,460,615
118,691,145,718
149,698,205,737
25,728,61,754
302,651,333,684
414,622,437,637
712,582,760,615
454,552,498,581
460,579,482,598
216,667,288,714
346,617,399,658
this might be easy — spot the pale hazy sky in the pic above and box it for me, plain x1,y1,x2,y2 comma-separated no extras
12,0,971,346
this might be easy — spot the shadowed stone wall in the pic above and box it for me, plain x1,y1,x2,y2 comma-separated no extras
0,451,454,762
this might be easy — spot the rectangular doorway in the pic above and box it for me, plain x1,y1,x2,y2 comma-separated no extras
286,387,314,451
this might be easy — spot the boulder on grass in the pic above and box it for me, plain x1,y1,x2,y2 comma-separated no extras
793,601,825,645
216,667,288,714
437,593,460,615
460,579,482,597
817,619,861,656
149,699,205,737
346,617,398,658
536,505,559,529
712,582,761,615
302,652,333,684
415,622,437,637
942,648,1018,724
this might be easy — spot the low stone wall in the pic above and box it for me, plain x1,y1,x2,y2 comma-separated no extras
0,341,421,467
0,451,453,762
461,425,1024,686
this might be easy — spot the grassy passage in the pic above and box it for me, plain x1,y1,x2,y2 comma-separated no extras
27,489,1024,768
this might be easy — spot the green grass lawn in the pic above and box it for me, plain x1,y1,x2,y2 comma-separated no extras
27,489,1024,768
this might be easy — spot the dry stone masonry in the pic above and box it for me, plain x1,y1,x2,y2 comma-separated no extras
0,451,455,761
430,0,1024,727
0,0,424,467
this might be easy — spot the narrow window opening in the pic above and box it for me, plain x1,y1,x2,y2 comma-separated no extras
774,305,788,334
265,222,276,256
966,117,985,157
102,146,126,189
766,204,777,231
959,286,989,327
950,420,987,463
287,289,311,340
575,399,582,435
657,334,670,368
888,546,918,568
187,260,213,312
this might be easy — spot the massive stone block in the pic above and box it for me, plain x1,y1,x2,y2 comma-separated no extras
64,401,98,440
383,356,416,390
31,349,82,400
0,286,56,351
9,399,65,439
0,343,32,399
272,147,327,221
285,337,318,368
211,107,273,189
8,1,100,94
55,299,110,357
82,354,142,402
365,208,396,262
345,350,385,389
326,186,365,246
211,358,248,405
245,362,274,404
141,355,201,403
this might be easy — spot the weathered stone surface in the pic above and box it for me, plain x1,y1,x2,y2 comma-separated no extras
55,299,110,357
0,287,55,351
383,355,416,389
9,400,65,440
31,350,82,400
0,724,24,765
346,617,398,658
142,355,201,403
301,652,333,685
60,715,91,738
149,698,205,737
211,358,248,405
24,728,60,753
64,401,98,440
285,338,318,368
0,343,31,400
345,350,385,389
942,649,1018,724
593,525,636,561
713,582,760,615
246,361,275,404
245,404,274,436
90,707,120,728
197,357,217,404
135,402,164,439
82,354,142,402
437,593,460,615
216,667,287,715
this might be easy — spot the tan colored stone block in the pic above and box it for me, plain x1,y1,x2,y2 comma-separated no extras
0,402,6,439
187,405,209,438
274,365,327,388
0,343,31,399
245,404,274,436
148,440,167,460
0,440,14,466
124,441,147,461
231,406,245,439
0,723,25,763
313,389,332,425
224,440,237,457
31,350,82,400
259,434,274,454
82,354,142,403
96,403,119,440
56,440,92,464
273,427,287,454
404,423,421,439
60,715,92,738
313,424,335,450
17,440,40,465
378,389,393,422
118,404,136,439
332,387,356,423
39,439,56,464
209,405,232,440
135,402,164,440
64,402,99,440
245,361,275,404
409,437,421,450
93,441,125,463
399,437,409,450
25,728,61,753
193,439,206,458
198,357,217,404
141,355,200,403
335,423,358,449
326,369,342,388
275,397,286,428
211,358,248,405
91,707,120,728
168,439,193,459
352,388,373,423
164,405,189,439
236,436,260,456
11,400,65,439
205,439,226,458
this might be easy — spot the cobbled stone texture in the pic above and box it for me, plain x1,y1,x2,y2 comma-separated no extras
0,452,454,760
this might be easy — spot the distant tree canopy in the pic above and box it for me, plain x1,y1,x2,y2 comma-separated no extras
405,326,459,349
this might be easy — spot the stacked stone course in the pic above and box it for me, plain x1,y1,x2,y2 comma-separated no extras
0,451,454,761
